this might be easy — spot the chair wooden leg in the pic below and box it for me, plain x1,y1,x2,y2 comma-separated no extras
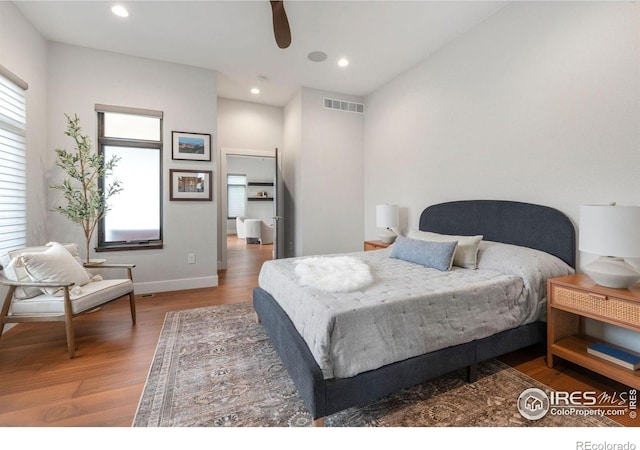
0,286,16,342
129,292,136,324
127,269,136,325
65,318,76,358
63,287,76,358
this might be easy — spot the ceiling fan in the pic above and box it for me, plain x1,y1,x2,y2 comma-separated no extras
270,1,292,49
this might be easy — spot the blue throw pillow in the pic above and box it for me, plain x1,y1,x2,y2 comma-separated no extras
390,236,458,271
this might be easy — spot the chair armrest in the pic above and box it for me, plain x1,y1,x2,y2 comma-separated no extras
0,272,74,289
83,263,136,269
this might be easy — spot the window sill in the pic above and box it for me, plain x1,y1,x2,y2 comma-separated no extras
96,242,163,252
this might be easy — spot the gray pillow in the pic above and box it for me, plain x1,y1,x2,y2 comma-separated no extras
407,229,483,269
390,236,458,271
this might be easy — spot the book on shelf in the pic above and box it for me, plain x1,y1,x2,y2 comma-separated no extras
587,342,640,371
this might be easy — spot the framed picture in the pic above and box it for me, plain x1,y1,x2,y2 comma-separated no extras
169,169,213,201
172,131,211,161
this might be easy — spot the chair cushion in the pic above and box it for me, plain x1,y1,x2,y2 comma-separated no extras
10,243,91,296
244,219,262,239
10,278,134,316
4,243,87,299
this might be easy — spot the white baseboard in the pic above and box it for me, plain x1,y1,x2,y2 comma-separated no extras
134,275,219,295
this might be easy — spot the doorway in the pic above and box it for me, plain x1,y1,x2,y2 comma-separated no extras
218,148,283,272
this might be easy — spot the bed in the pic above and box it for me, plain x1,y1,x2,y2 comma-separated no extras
252,200,576,426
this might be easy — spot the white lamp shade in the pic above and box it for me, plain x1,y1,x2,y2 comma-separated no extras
579,205,640,258
376,204,398,228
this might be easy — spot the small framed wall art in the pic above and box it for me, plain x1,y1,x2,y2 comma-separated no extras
172,131,211,161
169,169,213,201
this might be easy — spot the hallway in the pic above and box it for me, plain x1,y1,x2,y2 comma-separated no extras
219,234,274,288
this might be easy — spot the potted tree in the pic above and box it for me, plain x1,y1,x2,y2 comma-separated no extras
50,113,123,263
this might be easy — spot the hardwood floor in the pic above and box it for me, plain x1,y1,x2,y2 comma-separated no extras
0,236,272,426
0,237,636,427
498,346,638,426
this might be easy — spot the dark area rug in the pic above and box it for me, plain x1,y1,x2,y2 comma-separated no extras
133,302,618,427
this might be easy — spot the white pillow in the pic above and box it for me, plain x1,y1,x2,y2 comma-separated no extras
407,230,483,269
5,243,85,299
13,242,92,296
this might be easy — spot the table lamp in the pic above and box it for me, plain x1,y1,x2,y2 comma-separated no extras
376,204,399,244
579,204,640,289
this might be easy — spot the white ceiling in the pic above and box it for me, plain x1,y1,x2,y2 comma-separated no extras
15,0,508,106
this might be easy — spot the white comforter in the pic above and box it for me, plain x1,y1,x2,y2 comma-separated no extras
258,241,574,380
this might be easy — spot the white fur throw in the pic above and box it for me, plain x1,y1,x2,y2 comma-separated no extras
294,256,373,292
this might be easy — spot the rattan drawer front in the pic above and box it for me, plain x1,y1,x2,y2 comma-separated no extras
551,285,640,327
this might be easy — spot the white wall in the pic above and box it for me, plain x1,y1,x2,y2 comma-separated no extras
217,89,364,261
365,1,640,239
47,43,218,294
217,97,283,150
0,2,48,246
364,1,640,349
283,90,302,257
0,2,49,326
287,87,365,257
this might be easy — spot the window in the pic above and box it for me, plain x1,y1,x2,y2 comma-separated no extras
227,174,246,219
96,105,162,251
0,69,27,255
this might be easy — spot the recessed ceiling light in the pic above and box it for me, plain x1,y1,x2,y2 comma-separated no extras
338,58,349,68
308,51,328,63
111,5,129,18
250,87,260,95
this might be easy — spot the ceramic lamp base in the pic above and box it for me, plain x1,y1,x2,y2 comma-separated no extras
584,256,640,289
379,228,397,244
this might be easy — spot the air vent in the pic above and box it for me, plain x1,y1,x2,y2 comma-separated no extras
323,97,364,114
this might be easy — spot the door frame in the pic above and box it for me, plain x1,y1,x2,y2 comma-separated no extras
218,147,280,270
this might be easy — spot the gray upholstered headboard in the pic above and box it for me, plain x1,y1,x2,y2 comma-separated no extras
419,200,576,268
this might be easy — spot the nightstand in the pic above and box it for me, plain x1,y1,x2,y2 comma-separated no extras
364,240,391,251
547,274,640,389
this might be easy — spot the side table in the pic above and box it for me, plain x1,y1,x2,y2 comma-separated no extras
364,240,391,251
547,274,640,389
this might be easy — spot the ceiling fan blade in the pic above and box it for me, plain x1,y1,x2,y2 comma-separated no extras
270,0,291,49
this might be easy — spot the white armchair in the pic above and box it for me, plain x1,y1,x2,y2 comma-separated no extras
236,216,247,239
0,242,136,358
244,219,262,244
244,219,274,245
260,221,274,245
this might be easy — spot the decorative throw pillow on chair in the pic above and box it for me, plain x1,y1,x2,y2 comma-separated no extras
4,242,86,299
9,242,92,296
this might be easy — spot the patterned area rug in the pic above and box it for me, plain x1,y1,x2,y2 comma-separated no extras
133,302,618,427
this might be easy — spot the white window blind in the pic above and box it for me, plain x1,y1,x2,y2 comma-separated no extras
227,174,246,219
0,73,27,255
